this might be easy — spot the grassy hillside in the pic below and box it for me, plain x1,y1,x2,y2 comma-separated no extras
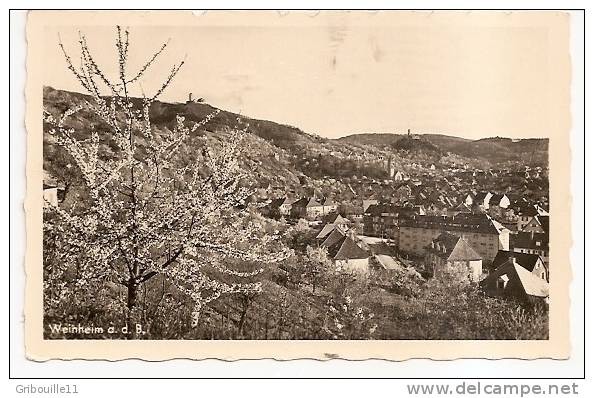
43,87,392,197
44,86,318,149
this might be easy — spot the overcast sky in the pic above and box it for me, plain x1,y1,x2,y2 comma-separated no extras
42,11,568,140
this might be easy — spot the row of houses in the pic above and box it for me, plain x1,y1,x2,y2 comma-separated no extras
404,230,549,305
464,191,511,211
361,206,550,305
314,215,416,274
361,193,549,262
313,217,549,306
361,184,534,220
347,162,547,213
264,196,338,219
412,216,549,305
398,212,550,269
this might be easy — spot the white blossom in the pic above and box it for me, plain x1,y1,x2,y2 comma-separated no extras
44,26,291,327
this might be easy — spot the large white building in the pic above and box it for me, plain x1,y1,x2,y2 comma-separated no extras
398,214,510,263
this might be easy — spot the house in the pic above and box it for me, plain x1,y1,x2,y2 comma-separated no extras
480,261,549,306
412,204,427,216
393,183,413,201
262,198,287,219
463,194,474,207
43,183,59,208
513,201,538,231
500,221,519,234
473,191,493,210
522,215,549,234
424,202,447,216
290,197,325,219
43,170,63,208
398,213,510,263
371,254,404,271
323,234,369,273
362,199,379,212
320,227,347,248
491,250,548,281
513,202,547,231
316,215,349,240
363,204,417,241
446,202,473,217
512,231,549,266
364,240,394,256
370,254,423,279
487,194,511,218
363,204,393,238
316,224,333,241
322,213,349,225
322,197,338,215
424,232,483,282
394,171,405,181
279,198,293,216
316,222,347,240
489,193,510,209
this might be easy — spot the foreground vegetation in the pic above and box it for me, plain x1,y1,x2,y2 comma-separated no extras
45,222,548,341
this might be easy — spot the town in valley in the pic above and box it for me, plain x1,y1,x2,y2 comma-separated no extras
43,87,550,340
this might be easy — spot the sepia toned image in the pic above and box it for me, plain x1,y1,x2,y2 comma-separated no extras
24,10,572,360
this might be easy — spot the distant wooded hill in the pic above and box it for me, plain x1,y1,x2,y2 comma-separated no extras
337,133,548,165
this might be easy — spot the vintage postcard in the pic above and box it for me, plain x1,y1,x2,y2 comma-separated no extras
25,10,572,360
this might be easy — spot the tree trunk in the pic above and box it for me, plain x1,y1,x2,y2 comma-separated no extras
237,298,251,338
237,309,247,338
126,280,139,339
127,280,138,310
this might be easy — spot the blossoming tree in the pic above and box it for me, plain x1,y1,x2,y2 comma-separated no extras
43,26,290,332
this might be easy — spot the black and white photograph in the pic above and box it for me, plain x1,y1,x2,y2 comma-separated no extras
22,10,574,361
